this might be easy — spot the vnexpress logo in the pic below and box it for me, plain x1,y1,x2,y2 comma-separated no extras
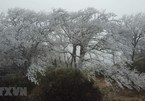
0,87,27,96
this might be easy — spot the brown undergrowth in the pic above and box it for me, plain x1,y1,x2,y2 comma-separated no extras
95,76,145,101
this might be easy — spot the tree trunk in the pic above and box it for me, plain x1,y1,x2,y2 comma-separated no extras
71,45,77,67
132,49,135,62
78,45,85,68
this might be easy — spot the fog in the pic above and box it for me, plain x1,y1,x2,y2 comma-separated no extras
0,0,145,17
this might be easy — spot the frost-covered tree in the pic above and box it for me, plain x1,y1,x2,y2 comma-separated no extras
119,13,145,62
1,8,145,91
0,8,52,74
48,8,116,68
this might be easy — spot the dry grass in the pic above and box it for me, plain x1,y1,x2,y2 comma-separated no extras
95,76,145,101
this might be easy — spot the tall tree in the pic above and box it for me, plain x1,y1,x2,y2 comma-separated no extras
0,8,52,74
48,8,116,68
120,13,145,62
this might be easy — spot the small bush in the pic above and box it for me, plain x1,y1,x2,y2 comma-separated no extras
28,67,102,101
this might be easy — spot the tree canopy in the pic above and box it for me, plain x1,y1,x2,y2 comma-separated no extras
0,8,145,91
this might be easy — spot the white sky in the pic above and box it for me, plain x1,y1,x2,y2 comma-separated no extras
0,0,145,17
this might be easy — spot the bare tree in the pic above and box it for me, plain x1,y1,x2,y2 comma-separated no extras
48,8,116,68
119,13,145,62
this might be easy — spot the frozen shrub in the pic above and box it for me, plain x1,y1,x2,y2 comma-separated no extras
28,67,102,101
